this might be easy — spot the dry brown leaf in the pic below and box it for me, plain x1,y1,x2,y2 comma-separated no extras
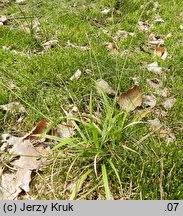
0,15,7,24
148,118,161,130
162,97,176,110
148,34,164,46
15,0,26,4
154,16,164,24
160,129,176,143
146,61,163,74
138,21,152,32
153,1,159,10
23,120,51,141
70,69,82,81
43,40,58,50
142,94,157,108
96,79,116,96
0,136,42,199
105,42,118,54
54,123,75,140
146,79,169,97
100,8,111,14
0,102,26,114
118,85,142,111
21,19,40,34
115,30,134,40
147,78,163,89
156,45,168,60
66,41,90,51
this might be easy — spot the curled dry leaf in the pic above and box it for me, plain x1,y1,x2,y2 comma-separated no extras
162,97,176,110
132,77,140,85
142,94,156,108
100,8,111,15
23,119,51,141
96,79,116,97
148,34,164,46
160,129,176,143
105,42,118,55
66,41,90,51
0,15,7,24
154,16,164,24
138,21,152,32
146,61,163,74
118,85,142,111
148,118,161,130
115,30,134,40
146,79,168,97
147,78,162,89
156,45,168,60
43,40,58,50
0,102,26,114
70,69,82,81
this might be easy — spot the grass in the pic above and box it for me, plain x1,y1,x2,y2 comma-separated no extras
0,0,183,199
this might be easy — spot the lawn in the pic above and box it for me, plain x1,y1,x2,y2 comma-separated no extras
0,0,182,200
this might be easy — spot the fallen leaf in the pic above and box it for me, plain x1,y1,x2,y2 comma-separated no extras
54,123,75,140
153,2,159,10
0,135,42,199
147,78,163,89
146,79,168,97
105,42,118,54
43,40,58,50
96,79,116,96
118,85,142,111
148,34,164,46
85,68,94,75
146,61,163,74
115,30,134,40
66,41,90,51
0,15,7,23
154,16,164,24
132,77,140,85
101,8,111,15
142,94,156,108
158,88,169,98
23,120,51,141
0,102,26,114
138,21,152,32
21,19,40,34
15,0,26,4
70,69,82,81
160,129,176,143
156,45,168,60
162,97,176,109
148,118,161,130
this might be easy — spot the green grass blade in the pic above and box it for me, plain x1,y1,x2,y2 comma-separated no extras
69,168,93,200
108,159,123,193
51,137,78,151
101,164,111,200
